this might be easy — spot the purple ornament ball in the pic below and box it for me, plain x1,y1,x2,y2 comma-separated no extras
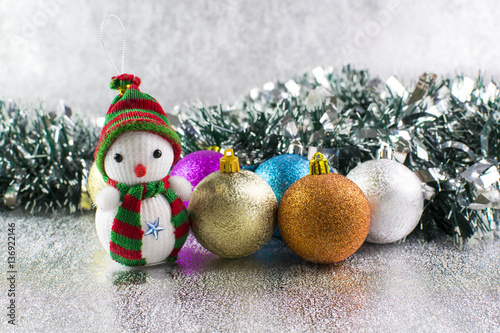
171,150,223,207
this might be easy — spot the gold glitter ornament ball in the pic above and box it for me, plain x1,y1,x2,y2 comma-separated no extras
189,149,278,259
88,161,107,204
278,153,371,264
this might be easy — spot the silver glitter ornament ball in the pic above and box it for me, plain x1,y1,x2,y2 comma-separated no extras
346,159,424,244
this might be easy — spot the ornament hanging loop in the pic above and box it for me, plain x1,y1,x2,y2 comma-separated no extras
220,149,240,173
101,15,127,75
287,139,303,155
377,142,393,160
310,152,330,175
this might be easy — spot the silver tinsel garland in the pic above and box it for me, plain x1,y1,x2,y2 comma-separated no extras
0,100,99,213
1,66,500,242
177,66,500,242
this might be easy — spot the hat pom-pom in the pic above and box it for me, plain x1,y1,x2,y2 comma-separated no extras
110,74,141,91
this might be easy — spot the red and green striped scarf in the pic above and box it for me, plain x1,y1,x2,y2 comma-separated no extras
105,175,189,266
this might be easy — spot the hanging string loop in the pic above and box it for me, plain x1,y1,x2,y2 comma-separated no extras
100,15,126,75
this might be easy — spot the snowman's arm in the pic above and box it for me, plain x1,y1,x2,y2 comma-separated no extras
95,186,121,210
169,176,193,202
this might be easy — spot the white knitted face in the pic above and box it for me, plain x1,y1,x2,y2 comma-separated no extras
104,131,175,186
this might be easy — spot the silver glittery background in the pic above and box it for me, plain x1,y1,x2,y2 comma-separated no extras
2,0,500,116
1,210,499,332
2,0,500,330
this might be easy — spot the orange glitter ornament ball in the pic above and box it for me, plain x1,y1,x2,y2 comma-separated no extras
278,153,371,264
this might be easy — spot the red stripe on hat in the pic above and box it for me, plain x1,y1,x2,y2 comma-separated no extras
102,112,165,134
170,197,186,216
172,145,182,165
105,118,166,136
110,98,166,116
106,110,165,126
111,219,144,240
175,220,190,239
110,242,142,260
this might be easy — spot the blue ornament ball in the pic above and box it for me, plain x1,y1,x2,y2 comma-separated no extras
255,154,310,237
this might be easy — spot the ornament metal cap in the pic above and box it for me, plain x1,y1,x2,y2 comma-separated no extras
309,152,330,175
377,142,393,160
287,139,303,155
220,149,240,173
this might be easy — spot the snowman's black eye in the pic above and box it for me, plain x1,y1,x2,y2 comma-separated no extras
153,149,162,159
114,153,123,163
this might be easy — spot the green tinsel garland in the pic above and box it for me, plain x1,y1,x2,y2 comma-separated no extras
0,100,99,213
178,66,500,242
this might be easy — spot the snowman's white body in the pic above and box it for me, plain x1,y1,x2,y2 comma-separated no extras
96,194,176,265
95,131,192,265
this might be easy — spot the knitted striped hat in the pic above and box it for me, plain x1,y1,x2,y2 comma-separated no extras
94,74,181,177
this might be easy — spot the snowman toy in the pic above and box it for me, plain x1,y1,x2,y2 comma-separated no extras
94,74,192,266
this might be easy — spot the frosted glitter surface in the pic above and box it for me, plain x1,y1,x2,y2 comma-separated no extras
189,170,277,258
255,154,310,237
1,210,500,332
255,154,310,203
170,150,223,206
347,159,424,244
278,173,370,263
